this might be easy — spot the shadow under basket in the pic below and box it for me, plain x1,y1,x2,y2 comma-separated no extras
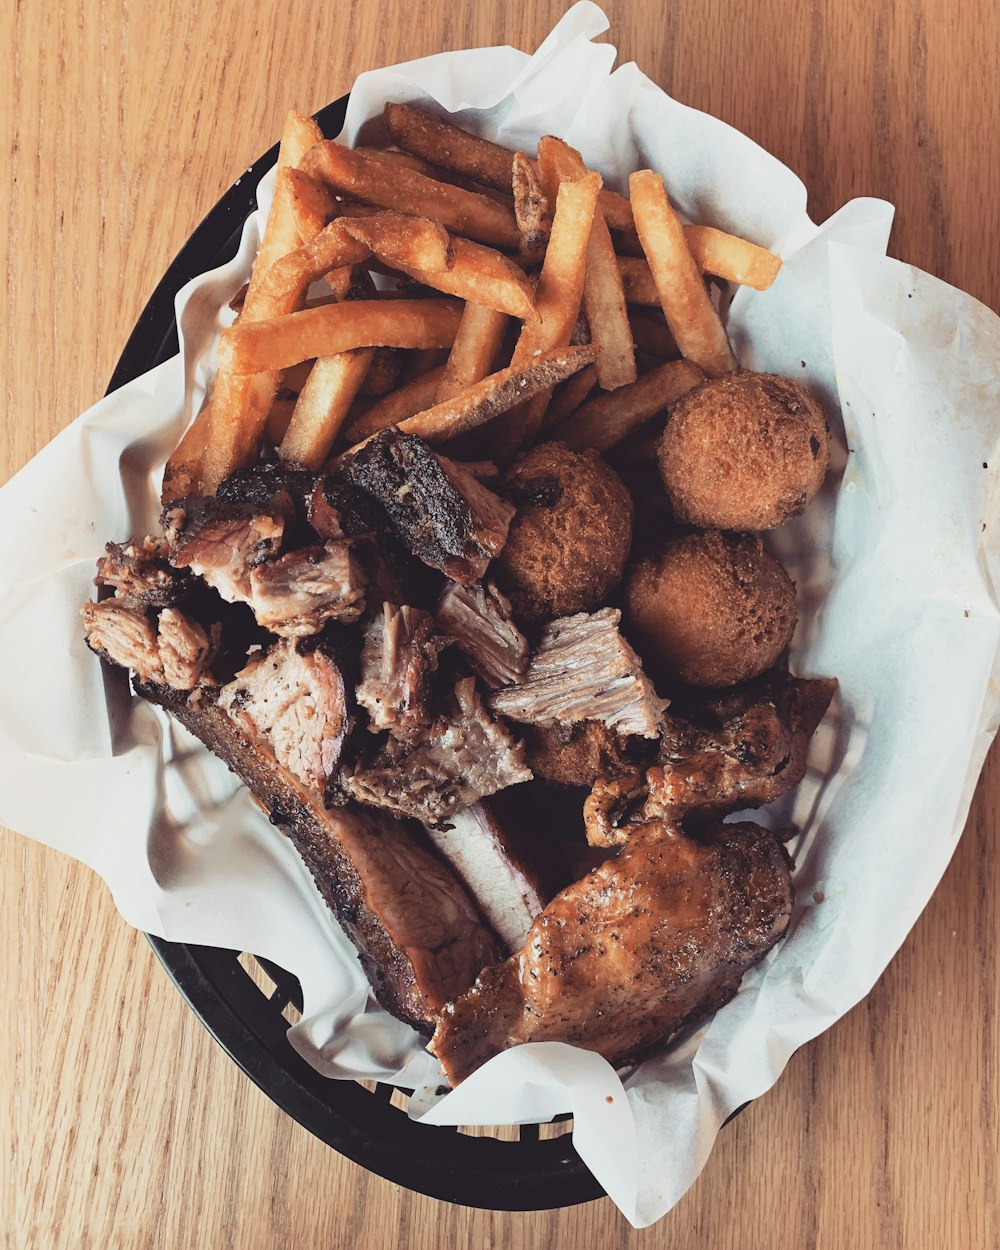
112,92,603,1210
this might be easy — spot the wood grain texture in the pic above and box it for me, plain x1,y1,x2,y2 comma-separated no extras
3,1,998,1246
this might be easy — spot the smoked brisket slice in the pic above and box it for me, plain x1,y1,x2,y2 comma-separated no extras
336,428,514,584
584,669,837,847
430,819,794,1084
435,581,528,688
489,608,667,739
356,603,444,738
137,681,500,1032
218,638,350,798
344,678,532,826
82,600,213,691
247,542,366,636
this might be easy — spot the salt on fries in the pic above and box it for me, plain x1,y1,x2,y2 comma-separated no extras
164,102,783,501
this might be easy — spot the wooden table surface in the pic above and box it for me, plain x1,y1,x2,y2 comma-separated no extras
4,1,998,1246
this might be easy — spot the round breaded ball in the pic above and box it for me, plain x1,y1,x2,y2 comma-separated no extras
624,530,796,687
659,371,829,531
496,441,633,623
522,720,636,788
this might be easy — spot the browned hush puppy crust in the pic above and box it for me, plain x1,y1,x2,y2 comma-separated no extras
659,372,829,531
522,720,636,788
624,530,797,687
496,442,633,623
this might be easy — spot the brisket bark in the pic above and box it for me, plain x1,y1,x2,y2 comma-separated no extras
137,681,500,1033
336,428,514,584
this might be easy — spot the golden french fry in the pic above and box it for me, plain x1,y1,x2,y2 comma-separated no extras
512,152,551,258
629,170,736,378
540,363,598,432
341,367,448,443
628,307,679,360
383,102,633,230
278,349,374,469
252,221,371,319
605,424,664,465
384,101,515,193
619,229,782,297
682,224,782,290
491,170,602,454
539,137,635,391
281,109,323,168
338,212,452,274
555,359,704,452
219,299,463,374
194,114,333,493
437,303,508,402
344,345,599,456
161,402,213,502
301,141,519,249
400,236,535,321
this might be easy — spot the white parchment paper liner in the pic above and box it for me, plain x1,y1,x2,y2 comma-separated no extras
2,3,999,1226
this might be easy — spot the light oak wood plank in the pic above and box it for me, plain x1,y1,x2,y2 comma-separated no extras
3,1,998,1246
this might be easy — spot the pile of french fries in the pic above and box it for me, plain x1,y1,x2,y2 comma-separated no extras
163,103,782,501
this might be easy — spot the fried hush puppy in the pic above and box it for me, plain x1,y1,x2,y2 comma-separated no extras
659,371,829,531
624,530,796,687
522,720,637,788
496,441,633,624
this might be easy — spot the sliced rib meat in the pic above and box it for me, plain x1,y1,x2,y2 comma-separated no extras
584,670,837,847
135,682,499,1032
94,536,191,609
336,428,514,584
435,581,528,688
82,600,212,690
489,608,667,739
344,677,531,825
357,603,443,737
218,639,348,796
430,819,794,1084
423,797,553,953
247,541,366,636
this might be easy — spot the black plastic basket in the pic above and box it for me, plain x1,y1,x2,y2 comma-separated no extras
109,95,604,1212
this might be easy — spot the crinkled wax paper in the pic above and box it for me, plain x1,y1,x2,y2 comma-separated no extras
3,2,999,1227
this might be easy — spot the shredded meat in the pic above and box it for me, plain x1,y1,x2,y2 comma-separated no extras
94,536,191,608
163,496,285,604
435,581,528,688
345,678,531,825
490,608,667,739
248,542,366,636
357,603,443,737
82,600,212,690
336,428,514,583
584,670,837,847
218,639,348,795
430,819,794,1084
